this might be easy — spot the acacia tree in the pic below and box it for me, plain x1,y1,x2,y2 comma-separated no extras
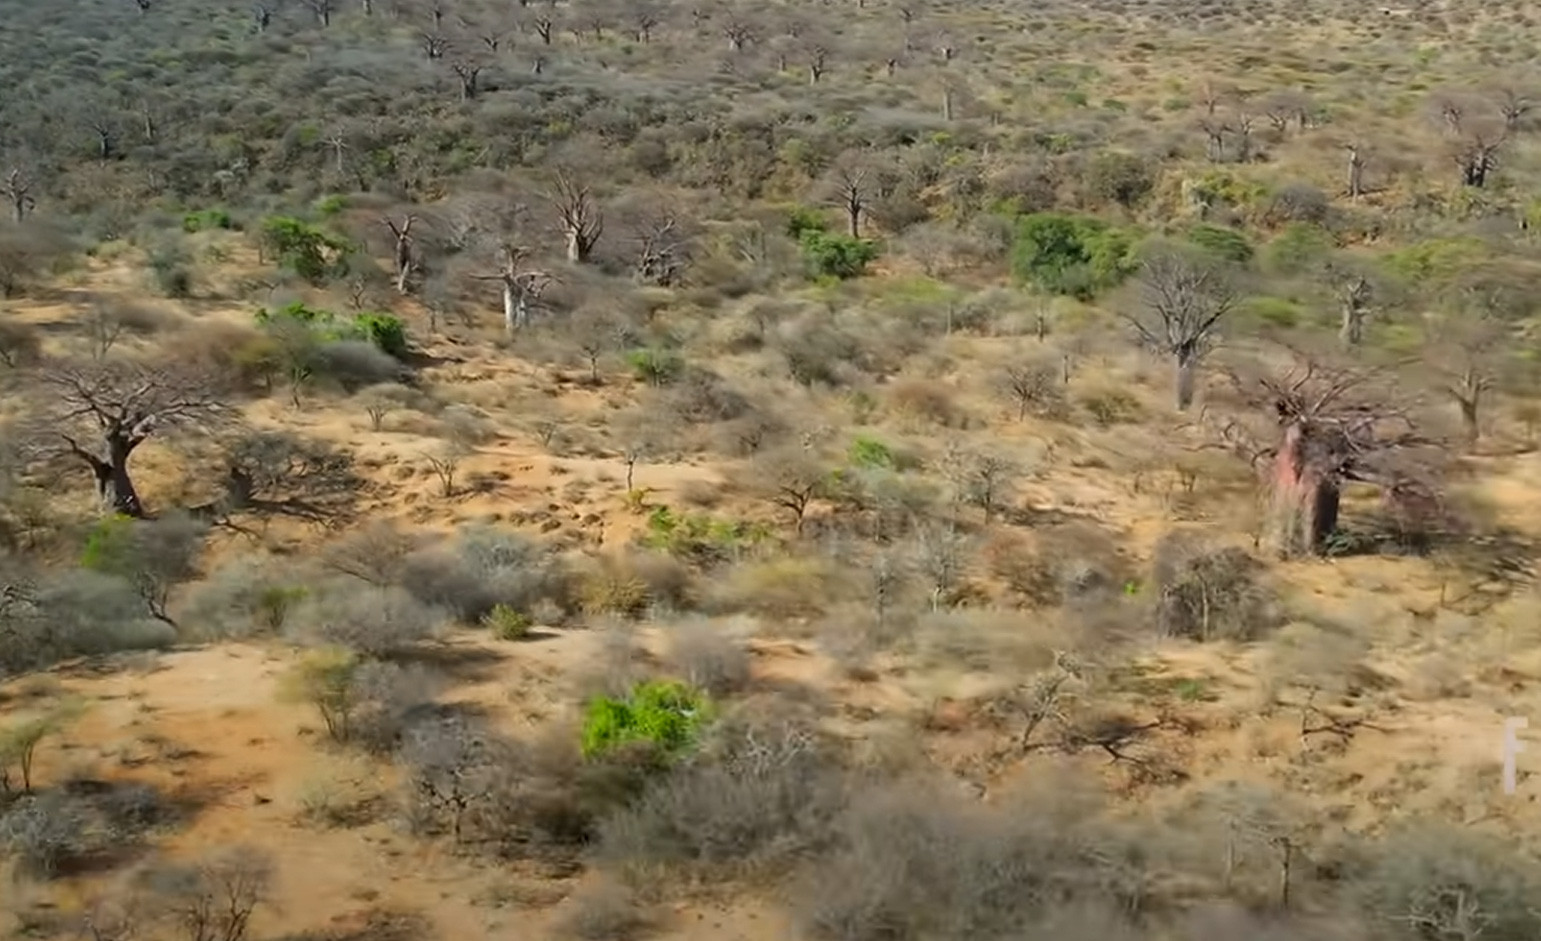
1120,251,1240,411
24,360,230,517
1221,356,1447,558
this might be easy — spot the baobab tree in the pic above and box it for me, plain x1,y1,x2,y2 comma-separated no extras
542,170,603,264
1,167,35,223
1120,251,1240,411
382,215,416,294
301,0,335,26
473,244,555,337
449,57,485,101
1221,355,1447,558
25,359,230,517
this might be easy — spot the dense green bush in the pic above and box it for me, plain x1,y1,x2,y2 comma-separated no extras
1185,223,1254,264
255,302,407,359
182,208,234,233
801,230,880,280
581,680,712,759
258,216,350,284
1010,212,1137,299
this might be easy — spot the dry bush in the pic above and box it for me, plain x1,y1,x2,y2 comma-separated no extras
981,532,1060,607
595,716,847,883
175,559,311,641
550,879,652,941
286,584,446,656
1150,532,1278,642
909,608,1068,674
136,846,275,941
398,527,574,624
1347,823,1541,941
577,552,693,619
796,776,1153,941
0,568,176,678
0,778,178,880
662,618,752,697
700,555,849,622
886,378,968,428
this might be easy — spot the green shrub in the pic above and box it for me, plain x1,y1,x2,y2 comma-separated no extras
80,514,135,570
626,347,685,386
800,231,879,280
258,216,350,284
581,680,712,759
787,206,829,239
352,313,408,358
1240,296,1304,329
1010,212,1138,300
1261,223,1333,277
848,435,896,470
182,209,234,233
640,506,770,563
255,302,407,359
1080,388,1144,426
1084,151,1155,209
314,195,348,217
482,603,533,641
1185,224,1253,264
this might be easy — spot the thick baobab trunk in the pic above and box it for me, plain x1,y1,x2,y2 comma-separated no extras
1267,424,1338,557
1174,348,1199,411
846,205,861,239
565,227,587,264
502,282,519,337
1458,395,1480,447
81,437,146,517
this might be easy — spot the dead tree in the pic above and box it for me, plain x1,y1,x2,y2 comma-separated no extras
419,30,449,58
1497,87,1532,132
1343,141,1367,198
805,43,829,84
473,244,555,337
1,168,35,223
629,5,660,41
630,211,693,286
1453,130,1505,187
27,361,231,517
382,215,416,294
1223,355,1446,557
301,0,335,26
1324,262,1373,347
253,3,274,31
1199,117,1230,163
722,17,752,51
1120,252,1239,411
543,171,603,264
1425,317,1505,448
821,153,877,238
530,14,554,44
450,58,484,100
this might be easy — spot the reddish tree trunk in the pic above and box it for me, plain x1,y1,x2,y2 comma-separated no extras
1267,423,1338,557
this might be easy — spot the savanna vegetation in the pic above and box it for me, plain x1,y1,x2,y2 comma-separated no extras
5,0,1541,938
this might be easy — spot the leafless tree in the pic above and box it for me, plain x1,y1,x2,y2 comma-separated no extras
543,169,603,264
472,244,555,337
401,717,504,845
201,430,361,526
1424,316,1506,449
1496,86,1532,132
419,29,449,58
804,41,830,84
1120,251,1240,411
629,3,661,41
753,447,827,535
1342,140,1368,198
722,15,752,51
626,206,695,287
820,152,880,238
1000,359,1063,421
382,215,416,294
449,55,486,100
139,847,274,941
300,0,335,26
25,360,231,517
1220,354,1448,557
1,167,35,224
1453,129,1505,188
530,13,554,44
252,3,274,31
1323,261,1374,347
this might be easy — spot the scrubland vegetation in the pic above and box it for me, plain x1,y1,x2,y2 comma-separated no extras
7,0,1541,937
